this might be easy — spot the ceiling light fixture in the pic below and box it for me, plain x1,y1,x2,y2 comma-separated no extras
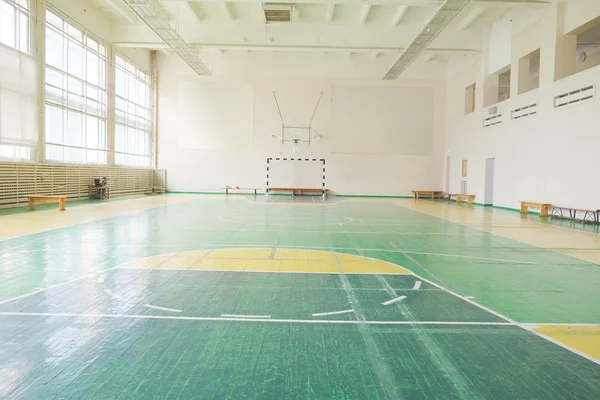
383,0,472,80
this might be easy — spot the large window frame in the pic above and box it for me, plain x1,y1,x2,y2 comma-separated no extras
114,54,152,168
43,7,109,165
0,0,34,161
0,0,31,53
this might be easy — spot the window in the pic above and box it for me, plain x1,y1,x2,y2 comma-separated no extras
464,83,476,114
0,0,35,161
518,49,540,94
575,19,600,74
461,160,468,178
115,55,152,167
497,68,511,102
0,0,30,53
484,66,511,106
44,9,108,164
0,144,31,160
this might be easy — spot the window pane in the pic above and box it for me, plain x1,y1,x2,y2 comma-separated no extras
19,11,28,52
115,124,125,152
65,146,83,163
86,50,99,85
46,28,64,69
46,10,62,29
65,23,82,42
46,67,64,87
45,104,63,144
86,115,98,148
67,39,83,78
0,2,16,48
46,144,63,161
116,69,126,97
66,110,82,146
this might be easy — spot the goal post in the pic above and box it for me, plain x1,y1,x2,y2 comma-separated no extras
266,157,326,198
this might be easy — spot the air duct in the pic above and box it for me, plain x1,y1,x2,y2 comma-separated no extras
383,0,471,80
122,0,211,75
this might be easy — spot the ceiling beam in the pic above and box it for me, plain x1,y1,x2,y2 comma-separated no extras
104,0,136,23
359,5,371,25
458,7,485,31
391,6,408,27
221,2,234,21
113,41,480,55
326,4,335,22
161,0,552,6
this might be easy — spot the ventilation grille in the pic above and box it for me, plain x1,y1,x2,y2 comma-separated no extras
460,180,468,195
483,114,503,127
511,102,538,120
0,162,157,208
554,85,595,108
263,3,292,22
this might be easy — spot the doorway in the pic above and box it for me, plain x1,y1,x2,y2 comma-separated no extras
484,158,495,205
445,156,451,193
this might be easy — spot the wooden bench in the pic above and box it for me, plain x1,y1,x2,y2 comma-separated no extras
412,190,444,199
221,187,262,195
520,201,552,217
27,195,67,211
551,206,600,224
268,188,329,196
456,194,476,205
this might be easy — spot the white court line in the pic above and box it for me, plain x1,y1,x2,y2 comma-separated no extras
464,296,475,299
382,296,407,306
412,281,422,290
0,266,120,307
221,314,271,319
144,304,182,313
312,309,354,317
411,273,600,366
0,312,515,326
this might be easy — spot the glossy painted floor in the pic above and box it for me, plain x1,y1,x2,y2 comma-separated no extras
0,194,599,399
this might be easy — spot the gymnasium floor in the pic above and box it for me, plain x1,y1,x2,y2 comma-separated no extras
0,194,599,399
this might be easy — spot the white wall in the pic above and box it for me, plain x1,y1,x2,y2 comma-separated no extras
444,0,600,210
157,56,445,196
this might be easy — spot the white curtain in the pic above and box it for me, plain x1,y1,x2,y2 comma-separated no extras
0,44,38,147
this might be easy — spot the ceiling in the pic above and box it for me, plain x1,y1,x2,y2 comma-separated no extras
90,0,555,78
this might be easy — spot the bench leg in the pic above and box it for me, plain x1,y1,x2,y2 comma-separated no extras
520,204,527,214
28,198,35,210
540,205,549,217
468,197,474,205
59,198,66,211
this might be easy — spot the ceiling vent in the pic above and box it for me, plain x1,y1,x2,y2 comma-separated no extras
263,3,293,22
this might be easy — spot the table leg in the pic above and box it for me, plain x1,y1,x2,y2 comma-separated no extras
59,198,66,211
28,198,35,210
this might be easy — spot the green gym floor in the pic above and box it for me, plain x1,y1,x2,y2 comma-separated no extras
0,194,599,399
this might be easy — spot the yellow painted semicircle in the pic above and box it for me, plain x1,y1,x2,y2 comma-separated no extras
118,248,410,275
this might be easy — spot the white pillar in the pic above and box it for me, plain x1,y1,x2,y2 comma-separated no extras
35,0,46,162
106,47,116,165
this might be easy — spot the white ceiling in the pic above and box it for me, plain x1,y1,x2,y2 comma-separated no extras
91,0,554,78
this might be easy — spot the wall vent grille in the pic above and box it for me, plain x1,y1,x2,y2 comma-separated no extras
511,102,538,120
554,85,595,108
483,114,503,128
